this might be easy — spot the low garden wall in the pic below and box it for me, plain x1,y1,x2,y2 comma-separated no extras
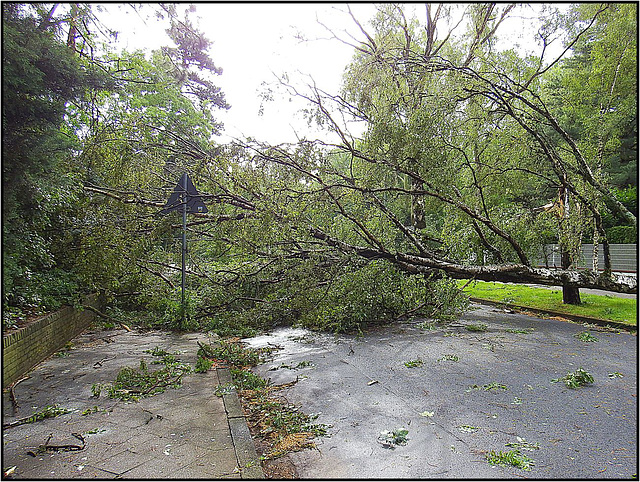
2,293,105,387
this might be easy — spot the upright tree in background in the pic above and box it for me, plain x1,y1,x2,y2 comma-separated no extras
2,3,113,310
553,3,637,188
1,3,231,319
2,3,637,335
73,4,231,327
542,3,637,300
160,4,230,123
253,3,636,299
547,3,637,256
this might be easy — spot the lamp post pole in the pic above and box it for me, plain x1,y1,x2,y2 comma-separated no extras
181,177,187,328
161,172,207,329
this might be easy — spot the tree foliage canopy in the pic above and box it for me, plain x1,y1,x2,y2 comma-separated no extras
248,4,636,293
2,3,636,333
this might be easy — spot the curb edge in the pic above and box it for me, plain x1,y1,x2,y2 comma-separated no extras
470,297,637,333
217,367,265,479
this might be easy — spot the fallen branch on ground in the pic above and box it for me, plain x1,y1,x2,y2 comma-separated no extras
6,375,29,411
27,432,85,456
3,405,72,429
82,305,132,331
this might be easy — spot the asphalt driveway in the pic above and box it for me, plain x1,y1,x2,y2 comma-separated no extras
246,303,637,479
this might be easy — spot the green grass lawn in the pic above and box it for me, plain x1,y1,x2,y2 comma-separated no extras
459,280,637,326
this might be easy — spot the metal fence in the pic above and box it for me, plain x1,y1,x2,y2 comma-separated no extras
536,244,637,273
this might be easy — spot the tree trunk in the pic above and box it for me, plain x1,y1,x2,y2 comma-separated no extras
592,226,599,272
561,249,581,305
562,283,582,304
409,162,426,229
310,226,638,293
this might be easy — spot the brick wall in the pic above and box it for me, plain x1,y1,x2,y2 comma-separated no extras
2,293,105,387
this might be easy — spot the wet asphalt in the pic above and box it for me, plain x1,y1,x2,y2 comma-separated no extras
246,303,638,479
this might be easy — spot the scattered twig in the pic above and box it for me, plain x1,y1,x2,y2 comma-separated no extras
93,355,117,368
27,432,85,456
7,375,29,411
3,405,72,430
82,305,132,331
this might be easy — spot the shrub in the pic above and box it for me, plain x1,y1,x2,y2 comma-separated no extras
7,268,82,312
606,225,637,244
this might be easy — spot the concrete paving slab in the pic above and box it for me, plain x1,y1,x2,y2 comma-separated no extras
90,445,158,474
19,453,94,480
2,328,264,479
174,426,235,452
163,449,242,479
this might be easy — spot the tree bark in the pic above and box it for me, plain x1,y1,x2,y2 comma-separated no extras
308,225,637,293
562,285,582,305
560,253,582,304
411,177,426,229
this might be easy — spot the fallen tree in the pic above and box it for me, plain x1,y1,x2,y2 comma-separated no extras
309,225,637,293
241,4,636,297
77,3,637,326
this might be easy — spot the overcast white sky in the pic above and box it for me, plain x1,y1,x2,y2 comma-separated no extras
99,3,563,145
101,3,378,144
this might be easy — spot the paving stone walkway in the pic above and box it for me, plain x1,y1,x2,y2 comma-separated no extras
2,328,263,479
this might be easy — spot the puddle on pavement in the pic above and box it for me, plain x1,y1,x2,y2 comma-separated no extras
242,327,353,366
242,327,310,348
